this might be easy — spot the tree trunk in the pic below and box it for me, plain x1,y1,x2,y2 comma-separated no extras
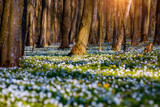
22,0,28,56
51,0,58,44
0,0,23,67
131,0,140,46
141,0,151,42
70,0,79,44
114,0,132,51
59,0,71,49
104,0,112,43
0,0,4,28
98,0,103,51
154,0,160,45
69,0,93,55
47,0,52,45
112,0,119,49
36,0,46,48
42,1,47,47
89,0,98,45
76,0,84,38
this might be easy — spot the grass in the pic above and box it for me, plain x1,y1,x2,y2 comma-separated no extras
0,43,160,107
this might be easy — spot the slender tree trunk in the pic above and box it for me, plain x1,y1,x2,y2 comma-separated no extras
131,0,140,46
22,0,28,56
112,0,118,49
36,0,45,48
98,0,103,51
47,0,52,45
104,0,112,43
42,2,47,47
130,1,134,45
27,1,33,46
59,0,71,49
114,0,132,51
70,0,78,44
51,0,58,44
89,0,98,45
0,0,4,28
76,0,84,38
141,0,151,42
0,0,23,67
69,0,93,55
154,0,160,45
32,0,36,51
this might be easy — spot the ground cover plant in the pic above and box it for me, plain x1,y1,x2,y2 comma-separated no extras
0,44,160,107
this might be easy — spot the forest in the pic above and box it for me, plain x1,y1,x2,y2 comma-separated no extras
0,0,160,106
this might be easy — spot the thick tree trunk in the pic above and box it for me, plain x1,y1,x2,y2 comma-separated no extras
154,0,160,45
0,0,23,67
59,0,71,49
69,0,93,55
141,0,151,42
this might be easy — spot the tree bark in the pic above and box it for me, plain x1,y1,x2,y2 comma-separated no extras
141,0,151,42
131,0,140,46
154,0,160,45
70,0,79,44
22,0,28,56
104,0,112,43
76,0,84,38
36,0,46,48
112,0,118,49
0,0,4,29
98,0,103,51
59,0,71,49
89,0,98,45
114,0,132,51
0,0,23,67
69,0,93,55
47,0,52,45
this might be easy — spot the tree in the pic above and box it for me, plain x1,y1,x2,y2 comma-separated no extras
131,0,140,46
36,0,46,48
154,0,160,45
59,0,71,49
0,0,3,28
70,0,79,44
22,0,28,56
69,0,93,55
98,0,103,51
104,0,112,43
114,0,132,51
141,0,151,42
112,0,118,49
89,0,98,45
0,0,24,67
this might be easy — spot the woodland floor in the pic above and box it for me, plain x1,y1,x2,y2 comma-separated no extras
0,43,160,107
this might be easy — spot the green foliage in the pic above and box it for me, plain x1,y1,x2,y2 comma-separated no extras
0,45,160,107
